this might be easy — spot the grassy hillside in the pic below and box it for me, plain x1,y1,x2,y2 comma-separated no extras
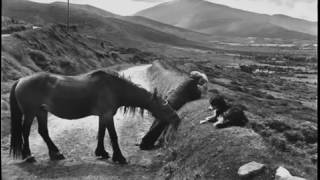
122,16,209,43
147,61,317,180
2,0,211,50
1,1,317,179
270,14,317,36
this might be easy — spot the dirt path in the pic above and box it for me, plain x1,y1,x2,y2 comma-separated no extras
1,64,164,180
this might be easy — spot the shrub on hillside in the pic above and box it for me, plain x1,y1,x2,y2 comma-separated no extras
299,123,318,144
270,136,288,152
265,119,292,132
58,58,78,74
284,130,305,143
28,50,60,73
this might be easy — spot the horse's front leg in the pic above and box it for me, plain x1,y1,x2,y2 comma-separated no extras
103,114,127,164
140,120,167,150
95,115,110,159
37,110,65,161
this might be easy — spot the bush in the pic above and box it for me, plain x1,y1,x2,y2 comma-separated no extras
284,130,305,143
270,136,287,151
300,123,317,144
266,120,291,132
249,121,266,132
265,94,275,100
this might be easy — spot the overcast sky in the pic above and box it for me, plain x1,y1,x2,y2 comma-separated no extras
30,0,317,21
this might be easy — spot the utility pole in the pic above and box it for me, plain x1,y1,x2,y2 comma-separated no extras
67,0,70,31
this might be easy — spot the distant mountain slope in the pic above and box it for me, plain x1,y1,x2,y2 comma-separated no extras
270,14,317,36
136,0,317,39
2,0,209,49
121,16,209,42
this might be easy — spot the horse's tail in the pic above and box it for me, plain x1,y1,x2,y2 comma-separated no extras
9,80,23,159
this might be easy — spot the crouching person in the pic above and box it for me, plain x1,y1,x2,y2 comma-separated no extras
200,95,248,128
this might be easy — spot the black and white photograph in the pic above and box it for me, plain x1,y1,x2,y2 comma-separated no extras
1,0,318,179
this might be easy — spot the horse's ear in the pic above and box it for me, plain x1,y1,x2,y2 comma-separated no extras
153,88,158,100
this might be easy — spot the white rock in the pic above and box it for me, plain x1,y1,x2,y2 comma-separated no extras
289,177,307,180
275,166,291,179
275,166,307,180
238,161,265,178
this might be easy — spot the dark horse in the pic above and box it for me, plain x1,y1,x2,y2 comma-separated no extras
9,69,181,164
140,71,209,149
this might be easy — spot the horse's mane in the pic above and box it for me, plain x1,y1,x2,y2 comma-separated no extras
90,69,139,87
89,69,157,118
166,77,201,110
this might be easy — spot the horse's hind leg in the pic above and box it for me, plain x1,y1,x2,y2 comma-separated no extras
36,110,65,160
22,114,36,162
103,115,126,164
95,116,110,159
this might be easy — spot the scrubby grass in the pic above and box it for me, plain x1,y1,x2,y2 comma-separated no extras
1,18,317,180
150,60,317,180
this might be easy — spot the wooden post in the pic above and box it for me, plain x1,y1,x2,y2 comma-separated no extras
67,0,70,31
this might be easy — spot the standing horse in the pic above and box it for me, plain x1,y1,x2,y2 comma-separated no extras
9,69,181,164
140,71,209,149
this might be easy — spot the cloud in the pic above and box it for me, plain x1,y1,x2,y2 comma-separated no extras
210,0,317,21
263,0,316,8
131,0,168,2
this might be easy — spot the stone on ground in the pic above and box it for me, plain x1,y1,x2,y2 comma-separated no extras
237,161,265,178
275,166,306,180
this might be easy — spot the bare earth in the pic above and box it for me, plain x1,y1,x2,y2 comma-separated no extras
1,65,165,180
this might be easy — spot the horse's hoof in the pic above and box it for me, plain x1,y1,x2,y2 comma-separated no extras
95,150,110,159
24,156,36,163
112,156,127,164
50,152,65,161
139,144,156,151
97,154,110,160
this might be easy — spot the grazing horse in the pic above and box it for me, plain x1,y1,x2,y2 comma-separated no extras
140,71,209,149
9,69,181,164
200,95,248,128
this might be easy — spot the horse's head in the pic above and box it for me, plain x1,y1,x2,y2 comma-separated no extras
190,71,208,96
190,71,208,85
151,89,181,128
139,89,181,150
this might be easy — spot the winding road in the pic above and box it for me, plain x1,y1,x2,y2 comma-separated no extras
2,64,162,180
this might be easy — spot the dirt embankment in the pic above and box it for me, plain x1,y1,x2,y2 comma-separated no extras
149,61,317,180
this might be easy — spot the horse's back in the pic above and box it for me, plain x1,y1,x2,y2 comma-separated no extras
14,70,120,118
15,72,97,117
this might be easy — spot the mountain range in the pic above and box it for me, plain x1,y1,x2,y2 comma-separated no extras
2,0,317,49
2,0,210,49
136,0,317,39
